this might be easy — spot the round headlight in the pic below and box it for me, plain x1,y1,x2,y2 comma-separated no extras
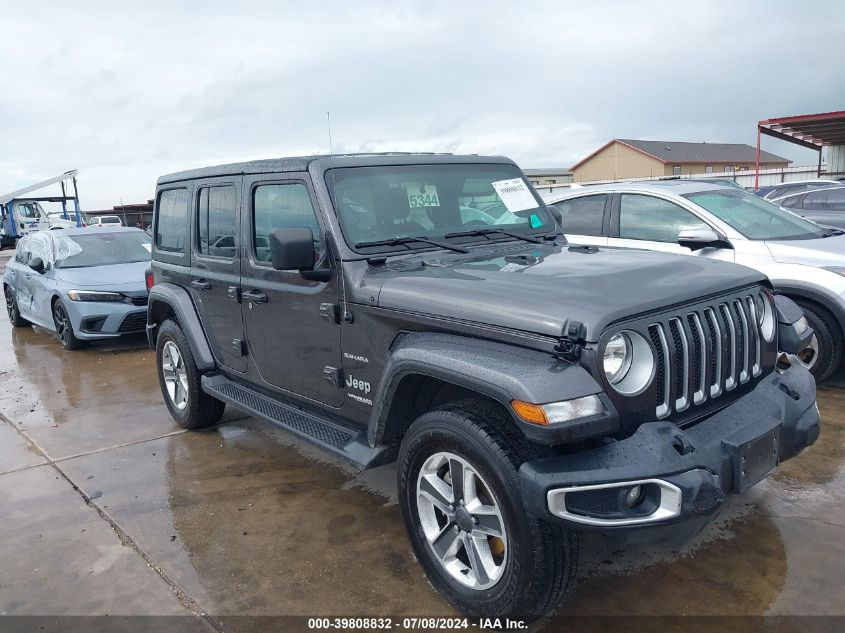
603,330,656,396
604,333,631,384
758,291,776,343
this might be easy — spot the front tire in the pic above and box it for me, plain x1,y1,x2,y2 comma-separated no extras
398,400,578,621
52,299,84,350
793,301,842,382
5,285,30,327
155,319,225,429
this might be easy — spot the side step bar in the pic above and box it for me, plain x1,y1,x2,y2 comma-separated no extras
201,374,396,470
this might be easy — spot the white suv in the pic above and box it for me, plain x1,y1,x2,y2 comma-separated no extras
88,215,123,228
547,180,845,380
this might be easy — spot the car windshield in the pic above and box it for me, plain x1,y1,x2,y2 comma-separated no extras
101,217,121,223
684,189,826,240
326,164,554,252
54,231,152,268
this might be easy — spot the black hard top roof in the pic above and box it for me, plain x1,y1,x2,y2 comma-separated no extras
157,152,514,185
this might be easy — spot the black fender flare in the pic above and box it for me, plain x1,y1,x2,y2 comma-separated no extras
367,332,618,446
147,283,216,371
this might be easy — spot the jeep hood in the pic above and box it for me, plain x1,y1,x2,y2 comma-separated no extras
373,244,766,341
765,233,845,267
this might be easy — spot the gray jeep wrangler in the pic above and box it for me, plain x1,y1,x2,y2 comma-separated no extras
147,153,819,621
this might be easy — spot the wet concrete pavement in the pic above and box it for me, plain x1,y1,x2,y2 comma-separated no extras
1,260,844,629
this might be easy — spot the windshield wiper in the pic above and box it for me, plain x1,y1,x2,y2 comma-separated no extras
354,236,469,254
444,228,544,244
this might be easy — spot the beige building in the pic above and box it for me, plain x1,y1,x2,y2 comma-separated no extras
524,168,573,187
570,139,791,182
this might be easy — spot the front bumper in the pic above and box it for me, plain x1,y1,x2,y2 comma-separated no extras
66,300,148,340
519,364,819,543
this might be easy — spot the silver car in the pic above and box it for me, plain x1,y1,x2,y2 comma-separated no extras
546,181,845,380
3,227,151,350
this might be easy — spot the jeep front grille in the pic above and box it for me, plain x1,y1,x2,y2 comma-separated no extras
647,294,762,420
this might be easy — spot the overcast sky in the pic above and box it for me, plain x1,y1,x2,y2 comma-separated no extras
1,0,843,209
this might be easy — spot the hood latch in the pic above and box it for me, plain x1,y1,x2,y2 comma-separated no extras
554,320,586,361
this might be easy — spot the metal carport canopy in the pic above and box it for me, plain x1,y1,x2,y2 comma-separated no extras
755,110,845,187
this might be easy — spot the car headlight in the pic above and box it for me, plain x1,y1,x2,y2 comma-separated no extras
603,330,655,395
67,290,125,302
755,290,776,343
604,332,631,384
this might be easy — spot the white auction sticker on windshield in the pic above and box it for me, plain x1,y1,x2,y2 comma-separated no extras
491,178,536,212
406,183,440,208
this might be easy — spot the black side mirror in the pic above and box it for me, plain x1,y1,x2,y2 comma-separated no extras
269,227,316,271
546,204,563,225
29,257,46,274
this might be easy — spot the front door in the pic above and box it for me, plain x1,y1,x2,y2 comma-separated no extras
240,174,343,407
606,192,734,261
189,178,248,372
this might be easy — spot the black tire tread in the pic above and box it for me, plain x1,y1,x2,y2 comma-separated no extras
5,285,31,328
156,319,225,429
794,300,842,382
399,399,578,621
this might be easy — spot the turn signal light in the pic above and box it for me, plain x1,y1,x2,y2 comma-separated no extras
511,400,548,425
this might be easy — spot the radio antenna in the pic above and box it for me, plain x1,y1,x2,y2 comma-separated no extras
327,111,334,157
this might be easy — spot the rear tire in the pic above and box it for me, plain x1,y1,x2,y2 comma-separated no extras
397,400,578,622
793,300,842,382
156,319,225,429
5,285,30,327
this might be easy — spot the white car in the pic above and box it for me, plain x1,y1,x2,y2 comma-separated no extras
88,215,123,228
547,180,845,380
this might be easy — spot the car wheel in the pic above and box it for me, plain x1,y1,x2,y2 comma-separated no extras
4,285,30,327
792,301,842,382
156,319,225,429
52,299,83,350
398,400,578,622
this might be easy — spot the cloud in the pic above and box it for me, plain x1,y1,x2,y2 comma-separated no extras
1,0,842,208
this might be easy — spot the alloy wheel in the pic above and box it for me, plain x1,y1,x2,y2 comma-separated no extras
161,341,189,410
52,302,71,346
5,287,16,321
416,451,508,590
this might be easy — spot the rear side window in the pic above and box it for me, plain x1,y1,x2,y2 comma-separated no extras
197,186,238,258
554,194,606,236
803,188,845,209
253,183,320,263
156,188,189,252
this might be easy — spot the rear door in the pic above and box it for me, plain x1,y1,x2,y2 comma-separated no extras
8,236,32,314
606,192,734,260
190,178,247,373
552,194,609,246
240,173,343,407
26,232,56,324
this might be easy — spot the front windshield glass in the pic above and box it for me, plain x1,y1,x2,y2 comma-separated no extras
684,189,825,240
326,164,553,252
54,231,152,268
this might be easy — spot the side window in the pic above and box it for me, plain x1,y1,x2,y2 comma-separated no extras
555,194,606,236
804,188,845,210
15,236,30,263
197,186,238,258
155,188,189,252
780,194,802,209
29,233,52,264
253,183,320,263
619,194,709,243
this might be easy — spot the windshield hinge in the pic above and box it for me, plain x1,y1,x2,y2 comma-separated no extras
554,320,586,361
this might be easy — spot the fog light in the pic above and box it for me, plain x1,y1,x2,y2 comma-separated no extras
625,485,645,508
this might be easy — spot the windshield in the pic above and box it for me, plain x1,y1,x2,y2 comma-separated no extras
326,164,553,252
684,189,825,240
101,216,121,223
54,231,152,268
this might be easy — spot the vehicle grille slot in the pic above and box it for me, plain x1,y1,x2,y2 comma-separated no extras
718,304,738,391
118,311,147,333
703,307,722,398
648,324,670,419
745,296,762,376
733,300,751,383
687,313,707,405
668,318,689,412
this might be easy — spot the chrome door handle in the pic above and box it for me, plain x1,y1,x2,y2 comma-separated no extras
191,279,212,291
242,290,268,304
